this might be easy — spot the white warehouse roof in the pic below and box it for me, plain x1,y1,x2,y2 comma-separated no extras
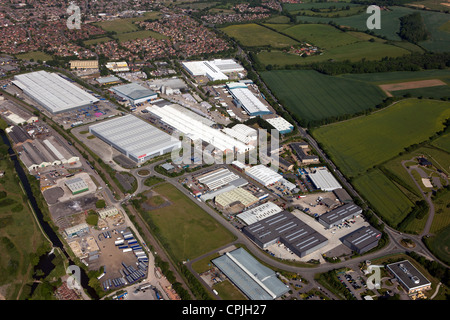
147,104,254,154
309,168,341,191
197,168,240,190
182,60,228,82
227,83,271,116
265,117,294,134
245,164,283,186
89,114,181,163
237,202,283,225
13,71,99,114
222,124,257,145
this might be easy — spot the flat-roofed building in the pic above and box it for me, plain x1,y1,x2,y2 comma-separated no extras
386,260,431,294
65,177,89,195
245,164,283,186
70,60,99,69
309,168,341,191
290,142,319,164
222,124,257,145
237,202,283,225
96,75,121,85
110,82,158,104
318,203,362,229
265,117,294,135
88,114,181,163
212,247,288,300
12,71,99,114
243,210,328,258
64,223,89,239
147,104,253,154
98,206,119,219
227,82,272,116
197,168,240,191
333,188,352,203
215,187,258,209
106,61,129,72
341,226,381,254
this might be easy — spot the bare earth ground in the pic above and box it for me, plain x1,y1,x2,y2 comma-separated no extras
379,79,448,96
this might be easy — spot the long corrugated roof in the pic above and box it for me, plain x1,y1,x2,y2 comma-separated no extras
13,71,99,113
89,115,181,160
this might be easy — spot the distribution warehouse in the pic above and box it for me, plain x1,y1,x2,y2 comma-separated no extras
182,59,244,82
88,114,181,163
243,210,328,258
110,82,158,104
237,201,283,225
309,168,342,191
13,71,99,114
318,203,363,229
147,104,253,154
227,82,272,116
212,247,289,300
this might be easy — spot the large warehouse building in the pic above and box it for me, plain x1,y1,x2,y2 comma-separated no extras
197,168,240,191
147,104,253,154
237,201,283,225
89,115,181,163
265,117,294,135
309,167,342,191
182,59,244,82
110,82,158,105
243,210,328,258
212,248,289,300
341,226,381,254
227,82,272,116
13,71,99,114
318,203,363,229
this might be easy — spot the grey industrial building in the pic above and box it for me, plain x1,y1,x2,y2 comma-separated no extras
212,247,289,300
13,71,99,114
341,226,381,254
333,188,352,203
318,203,362,229
243,211,328,258
386,260,431,294
88,115,181,163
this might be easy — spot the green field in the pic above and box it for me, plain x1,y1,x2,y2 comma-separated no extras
340,69,450,85
390,85,450,99
432,132,450,153
353,169,415,226
0,154,48,300
280,23,360,49
15,51,53,61
221,23,299,48
312,99,450,177
138,183,235,263
257,40,410,66
296,6,450,52
260,69,387,123
94,11,162,34
115,30,168,42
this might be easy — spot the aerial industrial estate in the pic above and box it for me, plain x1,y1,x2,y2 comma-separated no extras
0,0,448,307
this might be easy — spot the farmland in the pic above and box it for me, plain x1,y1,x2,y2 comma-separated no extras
295,6,450,52
352,169,415,227
260,69,387,123
135,183,235,263
221,23,299,48
312,99,450,177
257,41,410,66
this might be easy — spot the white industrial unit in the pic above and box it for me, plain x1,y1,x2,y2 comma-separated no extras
13,71,99,114
89,115,181,163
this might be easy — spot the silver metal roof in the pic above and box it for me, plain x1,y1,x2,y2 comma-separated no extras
89,115,180,160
